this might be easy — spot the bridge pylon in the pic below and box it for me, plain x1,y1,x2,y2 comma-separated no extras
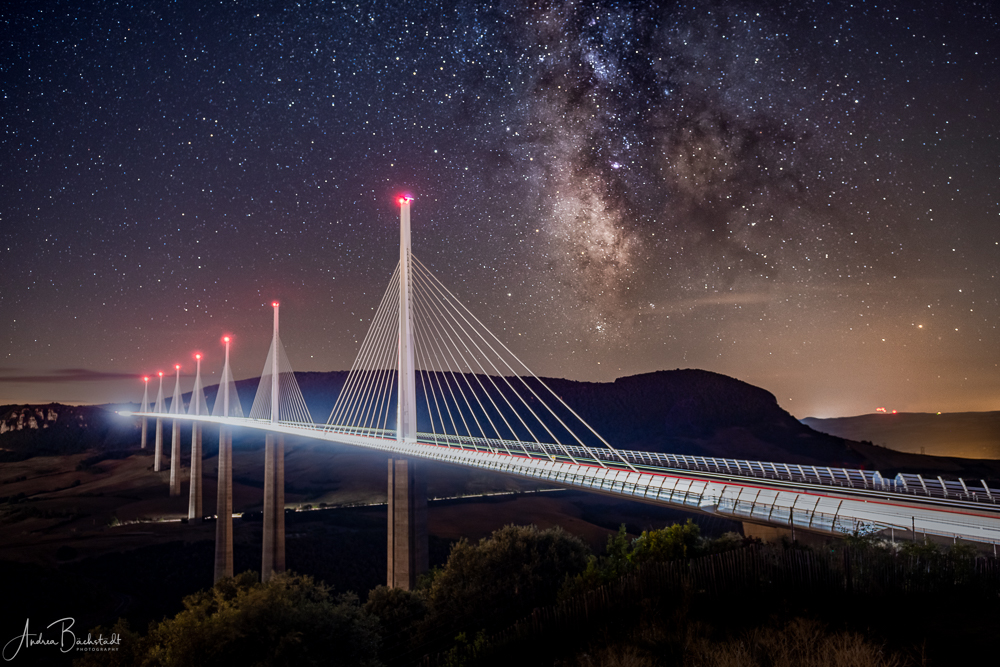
397,196,417,444
387,196,428,589
262,433,285,582
169,364,183,497
262,302,286,582
387,457,428,589
139,376,149,449
214,427,233,582
153,371,165,472
213,335,238,582
188,354,208,522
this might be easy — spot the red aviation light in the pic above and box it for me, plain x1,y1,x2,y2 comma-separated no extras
272,301,279,308
223,335,231,343
175,364,181,370
158,371,164,377
195,353,202,360
143,377,149,383
398,195,413,205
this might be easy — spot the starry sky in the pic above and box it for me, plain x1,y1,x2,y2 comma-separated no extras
2,0,998,418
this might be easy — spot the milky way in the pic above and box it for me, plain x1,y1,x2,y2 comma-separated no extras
2,1,998,417
508,2,850,332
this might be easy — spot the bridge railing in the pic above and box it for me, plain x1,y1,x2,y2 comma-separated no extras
568,444,1000,507
397,429,1000,507
127,411,1000,509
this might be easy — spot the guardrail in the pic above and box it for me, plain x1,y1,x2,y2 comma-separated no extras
400,431,1000,507
123,412,1000,544
128,412,1000,508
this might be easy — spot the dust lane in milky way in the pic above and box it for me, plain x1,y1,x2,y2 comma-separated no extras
1,1,998,417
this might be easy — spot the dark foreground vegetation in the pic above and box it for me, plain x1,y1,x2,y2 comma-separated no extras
74,523,999,666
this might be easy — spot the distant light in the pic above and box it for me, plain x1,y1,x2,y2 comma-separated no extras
143,377,149,382
876,407,886,413
398,195,413,204
891,410,898,414
158,371,163,377
175,364,181,370
195,353,201,360
223,335,231,343
272,301,279,307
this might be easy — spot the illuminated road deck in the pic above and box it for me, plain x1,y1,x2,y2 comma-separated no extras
124,412,1000,546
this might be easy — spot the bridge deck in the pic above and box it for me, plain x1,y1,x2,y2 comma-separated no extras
124,412,1000,546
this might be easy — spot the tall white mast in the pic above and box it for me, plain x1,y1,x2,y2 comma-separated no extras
223,336,231,416
271,302,280,423
397,196,417,443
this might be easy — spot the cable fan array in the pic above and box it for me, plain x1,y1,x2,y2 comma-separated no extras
248,329,313,425
211,343,245,419
189,362,209,416
153,376,166,413
326,255,635,469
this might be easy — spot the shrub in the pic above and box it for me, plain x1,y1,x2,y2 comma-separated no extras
365,585,427,660
427,525,590,631
75,571,380,667
630,519,702,564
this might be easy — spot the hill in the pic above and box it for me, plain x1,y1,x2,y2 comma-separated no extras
97,368,1000,479
802,412,1000,460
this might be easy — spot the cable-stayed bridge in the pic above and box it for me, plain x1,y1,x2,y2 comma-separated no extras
123,197,1000,588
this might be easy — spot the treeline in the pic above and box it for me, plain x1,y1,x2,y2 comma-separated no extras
75,523,1000,667
447,540,1000,666
0,404,139,462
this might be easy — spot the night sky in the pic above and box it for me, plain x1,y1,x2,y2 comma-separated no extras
2,1,998,418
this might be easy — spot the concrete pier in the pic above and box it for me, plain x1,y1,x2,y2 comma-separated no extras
140,417,147,449
154,418,163,472
387,457,428,590
188,423,203,521
169,420,181,496
262,433,285,582
214,427,233,582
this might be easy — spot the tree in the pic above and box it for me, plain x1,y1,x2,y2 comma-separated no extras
364,585,427,661
562,522,748,599
75,571,380,667
426,524,590,630
629,519,702,564
559,525,632,600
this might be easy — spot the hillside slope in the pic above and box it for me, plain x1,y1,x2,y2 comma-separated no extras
803,412,1000,460
80,368,1000,479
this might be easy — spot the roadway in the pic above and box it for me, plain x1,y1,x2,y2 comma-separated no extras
122,412,1000,547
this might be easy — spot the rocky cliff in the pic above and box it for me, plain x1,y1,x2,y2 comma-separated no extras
0,403,136,461
0,405,62,433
